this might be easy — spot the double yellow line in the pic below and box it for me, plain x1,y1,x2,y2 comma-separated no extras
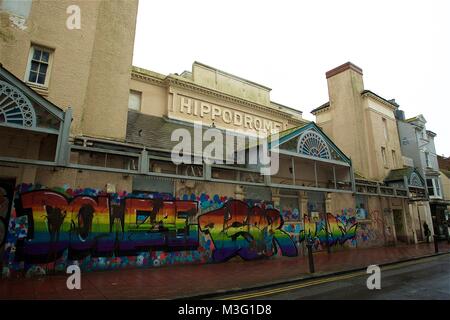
221,272,365,300
220,255,444,300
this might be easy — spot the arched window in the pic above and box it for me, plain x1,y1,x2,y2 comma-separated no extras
0,80,36,128
410,172,423,187
297,130,331,159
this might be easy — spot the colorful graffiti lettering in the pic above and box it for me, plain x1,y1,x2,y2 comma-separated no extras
282,208,300,221
12,189,199,264
179,193,227,212
2,185,298,277
299,212,358,247
198,200,297,262
0,186,10,248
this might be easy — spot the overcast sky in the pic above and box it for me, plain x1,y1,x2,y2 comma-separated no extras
133,0,450,156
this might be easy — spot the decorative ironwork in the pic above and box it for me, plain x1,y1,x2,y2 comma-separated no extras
297,129,331,159
409,172,423,187
0,80,36,128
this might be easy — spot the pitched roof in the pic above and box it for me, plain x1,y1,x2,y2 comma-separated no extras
385,168,413,182
311,101,330,114
267,121,351,164
126,112,260,158
0,63,65,121
361,90,398,109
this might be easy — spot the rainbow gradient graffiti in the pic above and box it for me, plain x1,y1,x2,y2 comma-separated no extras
13,190,199,264
300,213,358,247
2,185,298,277
198,200,297,262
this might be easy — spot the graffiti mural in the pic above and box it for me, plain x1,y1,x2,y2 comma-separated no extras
281,208,359,251
1,184,210,277
299,212,358,248
0,187,8,248
198,200,297,262
2,185,299,277
179,193,228,212
11,189,199,264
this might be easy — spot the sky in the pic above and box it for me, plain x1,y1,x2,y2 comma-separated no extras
133,0,450,156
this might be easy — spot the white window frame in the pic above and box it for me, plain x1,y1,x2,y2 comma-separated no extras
425,151,431,168
427,178,442,199
24,45,54,88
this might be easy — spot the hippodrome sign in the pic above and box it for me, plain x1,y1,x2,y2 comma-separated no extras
177,96,284,133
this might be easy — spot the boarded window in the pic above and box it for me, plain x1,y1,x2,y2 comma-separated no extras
128,90,142,111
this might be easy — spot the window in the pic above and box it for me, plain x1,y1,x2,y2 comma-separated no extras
297,129,331,159
382,118,388,140
381,147,387,167
128,90,142,111
26,46,53,87
392,150,397,167
422,129,427,140
427,178,442,198
355,195,368,220
427,179,434,196
435,179,441,197
425,151,430,168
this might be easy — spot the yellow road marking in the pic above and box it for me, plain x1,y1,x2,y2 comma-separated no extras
220,255,445,300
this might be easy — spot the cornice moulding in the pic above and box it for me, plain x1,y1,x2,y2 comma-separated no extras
362,92,397,111
131,70,306,125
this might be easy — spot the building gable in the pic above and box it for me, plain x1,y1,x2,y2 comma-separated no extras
269,122,351,164
0,64,65,134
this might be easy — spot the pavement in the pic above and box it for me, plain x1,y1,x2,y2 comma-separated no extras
1,241,449,300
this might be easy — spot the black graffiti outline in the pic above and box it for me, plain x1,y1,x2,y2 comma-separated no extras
14,190,201,263
198,199,298,262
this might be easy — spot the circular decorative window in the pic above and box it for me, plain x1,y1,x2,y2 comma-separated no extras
0,80,36,128
297,130,331,159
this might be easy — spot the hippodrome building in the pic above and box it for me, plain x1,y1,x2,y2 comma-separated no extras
0,0,435,276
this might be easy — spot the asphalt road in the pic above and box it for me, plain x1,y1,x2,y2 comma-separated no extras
218,253,450,300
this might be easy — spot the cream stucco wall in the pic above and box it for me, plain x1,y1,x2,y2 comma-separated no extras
192,62,271,107
440,172,450,201
0,0,138,141
314,64,403,181
129,78,167,118
363,97,403,180
129,63,307,137
316,67,369,178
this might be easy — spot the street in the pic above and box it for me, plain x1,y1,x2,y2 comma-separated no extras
218,254,450,300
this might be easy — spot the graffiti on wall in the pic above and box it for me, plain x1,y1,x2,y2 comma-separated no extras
282,208,359,250
198,200,297,262
300,212,358,247
11,189,199,264
0,187,9,248
179,193,228,212
2,185,298,277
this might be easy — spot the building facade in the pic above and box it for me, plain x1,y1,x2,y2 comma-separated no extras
437,155,450,238
396,113,449,240
0,1,439,278
311,62,432,246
